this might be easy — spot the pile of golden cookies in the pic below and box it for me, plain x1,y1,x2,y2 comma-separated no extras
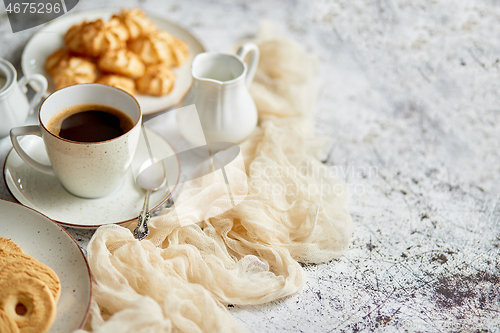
45,9,189,96
0,238,61,333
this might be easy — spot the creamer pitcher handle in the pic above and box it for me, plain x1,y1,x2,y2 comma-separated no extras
18,74,48,115
10,125,55,175
236,43,260,86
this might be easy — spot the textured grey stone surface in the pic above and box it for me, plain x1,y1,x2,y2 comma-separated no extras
1,0,499,332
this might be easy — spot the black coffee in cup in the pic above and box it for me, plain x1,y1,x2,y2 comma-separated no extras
0,75,6,91
47,104,135,142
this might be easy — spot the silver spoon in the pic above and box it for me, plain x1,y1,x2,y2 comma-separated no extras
133,160,167,240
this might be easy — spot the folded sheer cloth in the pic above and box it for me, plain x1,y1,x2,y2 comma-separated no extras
75,22,353,333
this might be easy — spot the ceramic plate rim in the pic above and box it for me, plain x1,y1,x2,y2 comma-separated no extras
0,197,92,331
21,7,206,115
3,127,181,228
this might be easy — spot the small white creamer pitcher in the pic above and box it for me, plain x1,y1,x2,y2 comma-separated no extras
0,58,47,138
177,43,259,145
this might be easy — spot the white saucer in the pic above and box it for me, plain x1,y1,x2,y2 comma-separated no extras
3,127,180,228
21,8,206,115
0,199,91,332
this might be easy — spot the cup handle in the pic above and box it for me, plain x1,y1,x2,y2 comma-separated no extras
236,43,260,86
18,74,48,115
10,125,55,175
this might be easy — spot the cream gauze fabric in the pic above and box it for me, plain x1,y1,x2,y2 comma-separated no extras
75,23,353,333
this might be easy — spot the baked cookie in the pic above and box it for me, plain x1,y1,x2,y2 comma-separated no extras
53,9,184,97
97,74,136,95
107,17,130,41
0,309,20,333
64,19,128,57
51,57,97,90
128,30,176,66
0,275,56,333
44,49,72,76
64,21,89,55
0,238,24,255
169,36,189,67
112,9,156,39
0,253,61,303
98,49,145,79
136,63,176,96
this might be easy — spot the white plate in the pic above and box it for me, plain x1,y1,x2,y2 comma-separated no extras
3,127,180,228
21,8,205,115
0,199,91,332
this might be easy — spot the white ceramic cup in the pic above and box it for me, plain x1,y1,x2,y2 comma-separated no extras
0,58,47,138
10,84,142,199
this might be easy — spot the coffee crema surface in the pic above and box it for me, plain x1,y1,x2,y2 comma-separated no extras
47,104,135,142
